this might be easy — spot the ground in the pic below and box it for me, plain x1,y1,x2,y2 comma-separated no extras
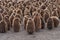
0,23,60,40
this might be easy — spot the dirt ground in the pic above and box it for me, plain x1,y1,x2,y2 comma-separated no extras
0,22,60,40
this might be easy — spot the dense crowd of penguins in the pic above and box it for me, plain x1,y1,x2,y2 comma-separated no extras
0,0,60,34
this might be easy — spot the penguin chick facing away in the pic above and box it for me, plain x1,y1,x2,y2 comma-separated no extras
26,18,35,34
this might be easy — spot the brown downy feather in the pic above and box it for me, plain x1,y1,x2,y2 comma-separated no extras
43,11,50,23
33,13,41,32
0,14,8,33
0,14,2,21
47,17,54,30
12,17,20,32
26,18,35,34
23,15,29,30
52,10,58,17
0,20,8,33
9,13,15,27
41,18,45,29
51,16,59,27
4,15,11,30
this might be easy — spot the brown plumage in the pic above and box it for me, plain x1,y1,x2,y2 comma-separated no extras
8,9,13,16
33,13,41,32
0,14,8,33
47,17,54,30
24,8,30,16
12,17,20,32
4,15,11,30
41,18,45,29
0,6,4,13
15,14,21,20
9,13,15,27
26,18,35,34
16,9,22,15
51,16,59,27
0,20,8,33
0,14,2,21
43,11,50,23
52,11,58,17
56,9,60,19
23,15,29,30
2,11,8,17
40,9,44,17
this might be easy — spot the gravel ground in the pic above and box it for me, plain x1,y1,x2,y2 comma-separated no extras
0,23,60,40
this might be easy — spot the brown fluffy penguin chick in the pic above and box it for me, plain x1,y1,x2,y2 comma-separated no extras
0,14,8,33
26,18,35,34
16,9,22,15
24,8,30,16
0,14,2,21
2,10,8,16
40,9,44,17
34,13,41,32
52,11,58,17
8,9,13,16
43,11,50,23
0,20,8,33
32,11,37,18
57,11,60,19
56,9,60,19
15,14,21,20
23,15,29,30
51,16,59,28
9,13,15,27
0,6,4,13
41,18,45,29
47,17,54,30
4,15,11,30
15,14,22,22
16,9,22,16
12,17,20,32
